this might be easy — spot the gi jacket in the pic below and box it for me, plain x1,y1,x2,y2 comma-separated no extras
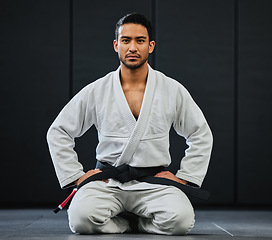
47,65,213,189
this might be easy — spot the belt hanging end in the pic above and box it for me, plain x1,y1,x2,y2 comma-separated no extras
53,205,62,214
53,188,77,214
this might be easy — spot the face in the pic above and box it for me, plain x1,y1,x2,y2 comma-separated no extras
113,23,155,70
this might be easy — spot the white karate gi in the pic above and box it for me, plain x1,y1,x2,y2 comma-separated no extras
47,65,213,235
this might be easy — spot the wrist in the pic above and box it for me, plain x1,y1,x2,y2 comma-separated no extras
74,178,80,186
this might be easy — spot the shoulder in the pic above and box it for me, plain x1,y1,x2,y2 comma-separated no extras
152,68,190,95
73,70,116,98
83,70,115,91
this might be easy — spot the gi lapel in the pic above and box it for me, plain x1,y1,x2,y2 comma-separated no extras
113,65,156,166
113,66,137,133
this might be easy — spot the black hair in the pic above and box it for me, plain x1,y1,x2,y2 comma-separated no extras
115,13,153,41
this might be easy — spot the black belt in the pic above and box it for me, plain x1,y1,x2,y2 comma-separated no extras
96,161,210,201
54,162,210,213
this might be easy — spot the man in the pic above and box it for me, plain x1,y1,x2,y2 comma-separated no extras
47,13,213,235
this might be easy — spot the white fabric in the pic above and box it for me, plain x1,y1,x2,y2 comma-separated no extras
112,66,156,167
47,65,213,188
68,181,195,235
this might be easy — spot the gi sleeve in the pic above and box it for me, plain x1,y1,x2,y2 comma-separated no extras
46,84,97,188
173,85,213,187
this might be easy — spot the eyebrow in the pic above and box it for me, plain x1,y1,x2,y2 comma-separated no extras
120,36,147,39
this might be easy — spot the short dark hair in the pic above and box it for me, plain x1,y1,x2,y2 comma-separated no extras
115,13,153,41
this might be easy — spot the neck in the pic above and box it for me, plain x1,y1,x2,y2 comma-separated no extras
119,62,148,86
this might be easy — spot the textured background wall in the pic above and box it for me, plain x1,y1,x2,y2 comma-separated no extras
1,0,272,207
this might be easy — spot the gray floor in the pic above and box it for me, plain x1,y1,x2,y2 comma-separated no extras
0,208,272,240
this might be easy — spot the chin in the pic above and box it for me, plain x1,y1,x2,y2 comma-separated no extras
122,60,147,70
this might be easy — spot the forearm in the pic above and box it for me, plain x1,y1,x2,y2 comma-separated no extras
47,125,85,188
177,122,213,187
173,85,213,187
47,86,97,188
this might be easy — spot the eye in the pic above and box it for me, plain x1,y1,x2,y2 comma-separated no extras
122,39,129,43
137,39,145,43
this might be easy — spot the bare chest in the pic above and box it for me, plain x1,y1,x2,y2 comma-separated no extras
123,89,145,119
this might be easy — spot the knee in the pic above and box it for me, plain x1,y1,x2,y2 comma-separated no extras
153,206,195,235
170,206,195,235
68,206,108,234
68,207,93,234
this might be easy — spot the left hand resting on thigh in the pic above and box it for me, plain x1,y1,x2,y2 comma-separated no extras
154,171,187,185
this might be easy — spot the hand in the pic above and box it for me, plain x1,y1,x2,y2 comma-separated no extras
75,169,108,186
154,171,187,185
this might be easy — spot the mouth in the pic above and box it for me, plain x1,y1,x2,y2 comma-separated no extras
126,54,140,60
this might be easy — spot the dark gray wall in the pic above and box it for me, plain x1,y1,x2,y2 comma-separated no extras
238,0,272,205
157,0,235,205
0,0,272,207
0,0,71,205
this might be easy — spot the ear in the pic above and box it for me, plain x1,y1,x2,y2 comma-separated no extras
149,41,155,54
113,39,118,53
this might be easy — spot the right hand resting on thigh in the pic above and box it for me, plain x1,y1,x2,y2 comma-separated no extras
75,169,107,186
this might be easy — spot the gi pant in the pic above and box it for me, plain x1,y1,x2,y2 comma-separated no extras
68,181,195,235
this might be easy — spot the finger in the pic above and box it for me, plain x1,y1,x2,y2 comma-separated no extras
154,171,163,176
156,172,167,176
154,173,164,177
88,169,101,173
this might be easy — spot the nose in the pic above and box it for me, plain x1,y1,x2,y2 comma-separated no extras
129,41,137,52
